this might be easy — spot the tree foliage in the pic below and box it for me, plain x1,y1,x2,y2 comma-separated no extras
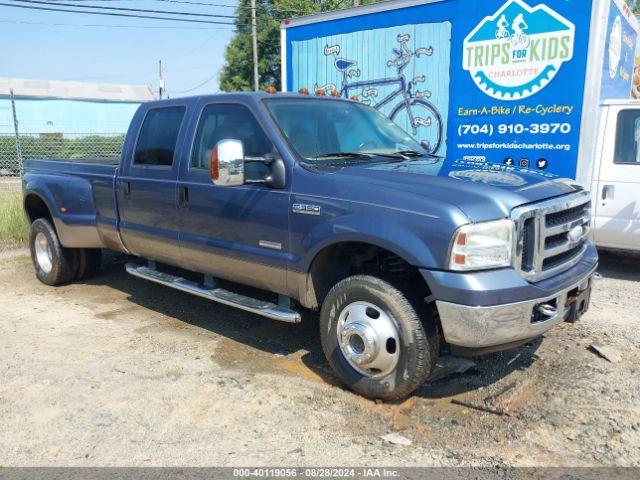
219,0,378,92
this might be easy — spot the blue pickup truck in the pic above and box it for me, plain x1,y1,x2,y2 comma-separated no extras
22,93,598,400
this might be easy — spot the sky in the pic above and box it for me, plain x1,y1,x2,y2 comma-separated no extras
0,0,238,97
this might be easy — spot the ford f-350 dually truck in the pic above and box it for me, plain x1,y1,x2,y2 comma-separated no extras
22,93,598,400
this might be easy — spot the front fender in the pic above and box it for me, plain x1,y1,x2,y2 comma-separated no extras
300,213,439,272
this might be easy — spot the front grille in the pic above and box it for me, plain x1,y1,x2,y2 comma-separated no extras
546,203,589,228
512,191,591,282
542,244,584,270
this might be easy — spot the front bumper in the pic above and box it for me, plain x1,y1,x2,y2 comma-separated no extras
434,263,598,350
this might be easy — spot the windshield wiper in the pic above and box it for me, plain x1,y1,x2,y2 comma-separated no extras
403,149,445,160
395,150,425,157
311,152,374,160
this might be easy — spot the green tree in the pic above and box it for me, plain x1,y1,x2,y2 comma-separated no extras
220,0,380,91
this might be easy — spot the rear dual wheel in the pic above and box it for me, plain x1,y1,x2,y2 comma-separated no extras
29,218,101,286
320,275,438,401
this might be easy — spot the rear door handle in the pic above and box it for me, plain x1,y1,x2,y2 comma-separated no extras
178,186,189,208
123,181,131,196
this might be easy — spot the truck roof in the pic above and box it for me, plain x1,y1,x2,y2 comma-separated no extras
142,92,354,107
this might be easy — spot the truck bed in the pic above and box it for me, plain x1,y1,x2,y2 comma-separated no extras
22,158,121,251
32,156,121,165
24,157,120,172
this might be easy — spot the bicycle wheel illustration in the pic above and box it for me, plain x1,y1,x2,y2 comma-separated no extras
511,33,530,48
390,98,443,155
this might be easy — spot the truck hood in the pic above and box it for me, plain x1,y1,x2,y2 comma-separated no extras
321,159,582,222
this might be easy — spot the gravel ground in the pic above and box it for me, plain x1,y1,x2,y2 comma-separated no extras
0,249,638,467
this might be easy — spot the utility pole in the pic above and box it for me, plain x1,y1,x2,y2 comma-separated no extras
10,89,23,174
158,60,165,99
250,0,259,91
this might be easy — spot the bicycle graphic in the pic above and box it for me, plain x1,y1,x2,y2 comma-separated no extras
315,34,444,155
495,13,530,48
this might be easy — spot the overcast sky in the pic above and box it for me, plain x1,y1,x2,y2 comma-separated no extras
0,0,237,97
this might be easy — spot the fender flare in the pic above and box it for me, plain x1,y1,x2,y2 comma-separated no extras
301,217,439,274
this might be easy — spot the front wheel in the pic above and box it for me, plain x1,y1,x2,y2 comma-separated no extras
390,98,444,155
320,275,437,401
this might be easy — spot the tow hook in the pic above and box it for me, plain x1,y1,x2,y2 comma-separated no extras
592,272,603,281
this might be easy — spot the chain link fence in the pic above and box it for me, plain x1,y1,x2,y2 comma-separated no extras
1,90,128,191
0,132,126,191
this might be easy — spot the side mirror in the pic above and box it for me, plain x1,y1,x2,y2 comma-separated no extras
210,139,244,187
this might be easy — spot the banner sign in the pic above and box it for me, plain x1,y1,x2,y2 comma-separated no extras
285,1,595,179
601,0,639,100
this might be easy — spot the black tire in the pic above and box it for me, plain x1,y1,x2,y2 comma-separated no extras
320,275,436,401
29,218,78,286
75,248,102,280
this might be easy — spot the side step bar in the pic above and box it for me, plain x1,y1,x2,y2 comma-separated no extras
125,263,301,324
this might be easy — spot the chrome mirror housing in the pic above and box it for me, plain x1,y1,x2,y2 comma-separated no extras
211,139,244,187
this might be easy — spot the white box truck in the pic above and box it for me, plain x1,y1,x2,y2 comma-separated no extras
281,0,640,252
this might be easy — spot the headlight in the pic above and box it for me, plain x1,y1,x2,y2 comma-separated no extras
449,219,515,271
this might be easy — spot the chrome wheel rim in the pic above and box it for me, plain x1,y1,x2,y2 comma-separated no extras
337,301,400,378
34,232,53,274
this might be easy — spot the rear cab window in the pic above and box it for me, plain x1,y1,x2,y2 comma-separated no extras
134,106,186,167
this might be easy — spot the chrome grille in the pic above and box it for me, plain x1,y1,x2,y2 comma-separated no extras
512,191,591,282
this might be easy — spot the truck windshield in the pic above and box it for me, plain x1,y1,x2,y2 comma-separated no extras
263,98,428,164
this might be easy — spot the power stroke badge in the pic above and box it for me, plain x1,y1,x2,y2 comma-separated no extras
463,0,575,101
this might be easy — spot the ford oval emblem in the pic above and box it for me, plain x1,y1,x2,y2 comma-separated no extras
568,225,584,242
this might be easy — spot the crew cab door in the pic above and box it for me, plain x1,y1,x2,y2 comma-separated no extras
176,101,290,294
117,105,187,264
593,106,640,250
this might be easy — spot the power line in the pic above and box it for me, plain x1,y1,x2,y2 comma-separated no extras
70,63,223,81
169,69,221,94
153,0,312,14
9,0,238,18
0,1,242,24
0,18,234,29
45,0,315,14
169,31,222,59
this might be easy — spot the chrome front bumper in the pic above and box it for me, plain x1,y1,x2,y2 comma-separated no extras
436,267,598,349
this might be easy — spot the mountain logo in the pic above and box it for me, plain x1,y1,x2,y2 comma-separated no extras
463,0,575,100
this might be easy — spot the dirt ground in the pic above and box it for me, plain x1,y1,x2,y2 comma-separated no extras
0,249,638,467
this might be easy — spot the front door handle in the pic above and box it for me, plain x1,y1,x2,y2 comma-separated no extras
178,186,189,208
123,181,131,197
602,185,615,203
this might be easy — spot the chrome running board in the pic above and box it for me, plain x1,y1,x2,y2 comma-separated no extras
125,263,301,323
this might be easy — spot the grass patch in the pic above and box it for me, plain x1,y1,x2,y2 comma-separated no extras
0,189,29,248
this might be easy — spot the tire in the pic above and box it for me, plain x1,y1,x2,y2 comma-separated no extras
320,275,436,401
75,248,102,280
29,218,78,286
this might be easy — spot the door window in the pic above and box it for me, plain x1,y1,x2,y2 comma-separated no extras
191,104,272,180
133,106,186,166
614,109,640,165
